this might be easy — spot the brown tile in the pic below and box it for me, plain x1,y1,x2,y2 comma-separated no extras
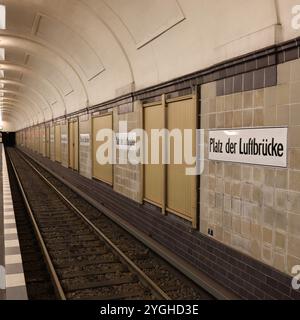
217,80,225,96
225,77,234,95
244,72,254,91
265,65,277,87
254,69,265,89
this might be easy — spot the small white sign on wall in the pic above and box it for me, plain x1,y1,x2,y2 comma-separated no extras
61,134,68,144
80,133,90,146
209,128,288,167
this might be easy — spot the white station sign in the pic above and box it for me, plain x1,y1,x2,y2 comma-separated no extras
209,128,288,167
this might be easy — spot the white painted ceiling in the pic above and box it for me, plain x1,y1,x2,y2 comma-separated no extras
0,0,299,131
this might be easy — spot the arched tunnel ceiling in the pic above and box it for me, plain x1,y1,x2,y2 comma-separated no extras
0,0,299,131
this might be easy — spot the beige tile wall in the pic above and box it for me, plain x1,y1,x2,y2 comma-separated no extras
200,60,300,275
50,125,55,161
61,123,68,168
113,101,143,203
79,116,92,179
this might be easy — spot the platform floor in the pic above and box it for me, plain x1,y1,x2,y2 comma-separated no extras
0,144,27,300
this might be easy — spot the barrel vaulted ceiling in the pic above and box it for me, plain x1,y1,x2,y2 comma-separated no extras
0,0,299,131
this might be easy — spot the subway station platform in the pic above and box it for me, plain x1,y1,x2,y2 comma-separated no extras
19,146,300,300
0,144,27,300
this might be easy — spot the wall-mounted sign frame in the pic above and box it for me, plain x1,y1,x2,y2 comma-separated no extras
209,127,288,167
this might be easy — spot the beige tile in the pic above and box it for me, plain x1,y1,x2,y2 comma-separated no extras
275,190,288,209
253,167,264,184
278,62,291,84
231,164,242,180
231,182,241,197
264,206,276,228
241,220,251,238
251,223,262,241
233,93,243,110
275,169,288,189
224,94,234,111
264,86,277,107
254,89,265,107
276,83,290,106
276,105,290,126
209,114,216,128
288,235,300,258
289,170,300,192
290,82,300,104
209,98,217,113
287,255,300,274
243,91,253,108
288,213,300,237
250,239,261,259
264,168,275,187
289,127,300,148
288,191,300,213
232,111,242,127
275,211,288,232
216,162,224,177
290,59,300,81
253,109,264,126
252,186,263,205
263,227,273,244
232,216,241,233
215,96,224,112
275,231,286,250
224,111,233,128
243,110,253,127
216,112,225,128
273,252,286,273
264,105,276,126
242,166,253,182
262,246,272,263
242,183,252,201
290,104,300,125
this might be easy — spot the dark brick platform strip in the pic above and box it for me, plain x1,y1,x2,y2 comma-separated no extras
21,148,300,300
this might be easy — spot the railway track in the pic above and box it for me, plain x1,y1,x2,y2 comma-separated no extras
7,147,214,300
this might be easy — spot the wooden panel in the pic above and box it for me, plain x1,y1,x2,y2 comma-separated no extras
167,98,196,220
92,115,113,185
55,125,61,163
69,122,74,169
74,120,79,171
68,120,79,171
144,104,164,206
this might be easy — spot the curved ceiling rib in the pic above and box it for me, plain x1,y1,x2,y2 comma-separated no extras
0,33,89,103
0,89,45,121
0,78,56,116
77,0,134,83
1,105,30,123
2,101,32,121
0,61,68,117
1,111,24,125
3,97,37,120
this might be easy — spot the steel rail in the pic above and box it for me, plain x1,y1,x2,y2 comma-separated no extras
14,149,171,300
7,151,67,300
